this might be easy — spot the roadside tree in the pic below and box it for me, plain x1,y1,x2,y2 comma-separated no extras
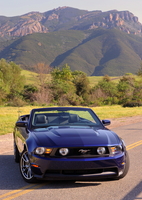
0,59,25,105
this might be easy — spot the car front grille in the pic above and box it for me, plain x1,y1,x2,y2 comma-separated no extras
54,147,109,158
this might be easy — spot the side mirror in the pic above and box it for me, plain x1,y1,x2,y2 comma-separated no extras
16,121,28,127
102,120,111,126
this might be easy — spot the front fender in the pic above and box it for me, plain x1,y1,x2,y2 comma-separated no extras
26,133,38,153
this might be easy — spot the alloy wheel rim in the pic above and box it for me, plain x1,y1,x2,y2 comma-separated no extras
20,151,33,180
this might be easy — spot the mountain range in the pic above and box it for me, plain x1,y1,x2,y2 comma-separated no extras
0,7,142,76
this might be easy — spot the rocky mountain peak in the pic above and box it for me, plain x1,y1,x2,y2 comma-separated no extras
88,10,142,35
0,7,141,38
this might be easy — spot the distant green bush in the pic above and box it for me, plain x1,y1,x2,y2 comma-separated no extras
0,59,25,105
1,60,142,107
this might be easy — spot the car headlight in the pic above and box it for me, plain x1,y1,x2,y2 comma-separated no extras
121,139,126,150
35,147,52,155
109,145,123,155
97,147,106,155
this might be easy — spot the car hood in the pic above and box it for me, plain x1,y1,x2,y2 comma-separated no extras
31,126,121,147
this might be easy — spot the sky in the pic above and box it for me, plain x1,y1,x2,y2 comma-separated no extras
0,0,142,23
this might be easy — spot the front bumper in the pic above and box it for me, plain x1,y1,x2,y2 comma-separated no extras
30,153,126,180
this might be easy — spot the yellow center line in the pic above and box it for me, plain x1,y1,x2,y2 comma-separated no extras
1,183,47,200
0,184,37,198
126,140,142,150
0,140,142,200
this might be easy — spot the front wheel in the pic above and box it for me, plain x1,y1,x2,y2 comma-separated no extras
20,150,37,183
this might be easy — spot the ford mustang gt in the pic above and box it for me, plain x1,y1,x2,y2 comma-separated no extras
13,107,129,183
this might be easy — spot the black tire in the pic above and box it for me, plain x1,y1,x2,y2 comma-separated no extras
116,153,130,180
14,141,20,163
19,150,37,183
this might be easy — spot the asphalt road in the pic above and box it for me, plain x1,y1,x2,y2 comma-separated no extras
0,122,141,200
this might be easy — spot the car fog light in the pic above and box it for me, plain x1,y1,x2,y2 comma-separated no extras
35,147,45,155
119,170,123,176
97,147,106,155
59,148,69,156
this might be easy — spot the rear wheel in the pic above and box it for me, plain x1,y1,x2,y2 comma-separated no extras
20,150,37,183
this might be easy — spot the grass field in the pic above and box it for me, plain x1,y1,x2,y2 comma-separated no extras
88,76,121,87
1,105,142,135
21,69,120,87
21,69,139,88
1,71,141,135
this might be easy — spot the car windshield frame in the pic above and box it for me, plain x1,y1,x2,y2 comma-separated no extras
28,107,104,130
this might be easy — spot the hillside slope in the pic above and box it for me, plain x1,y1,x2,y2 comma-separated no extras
0,30,86,70
1,29,142,75
51,29,142,75
1,7,142,76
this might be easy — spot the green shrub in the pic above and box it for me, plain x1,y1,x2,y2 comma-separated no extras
7,97,26,107
123,101,142,107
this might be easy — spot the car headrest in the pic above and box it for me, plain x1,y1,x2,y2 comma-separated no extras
35,115,47,124
69,114,79,123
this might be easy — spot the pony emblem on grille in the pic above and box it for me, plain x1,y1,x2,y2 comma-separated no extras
79,149,91,154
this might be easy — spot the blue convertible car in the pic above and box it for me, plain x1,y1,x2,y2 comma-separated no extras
13,107,129,183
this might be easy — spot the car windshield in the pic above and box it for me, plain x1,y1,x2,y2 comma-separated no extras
30,107,102,129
